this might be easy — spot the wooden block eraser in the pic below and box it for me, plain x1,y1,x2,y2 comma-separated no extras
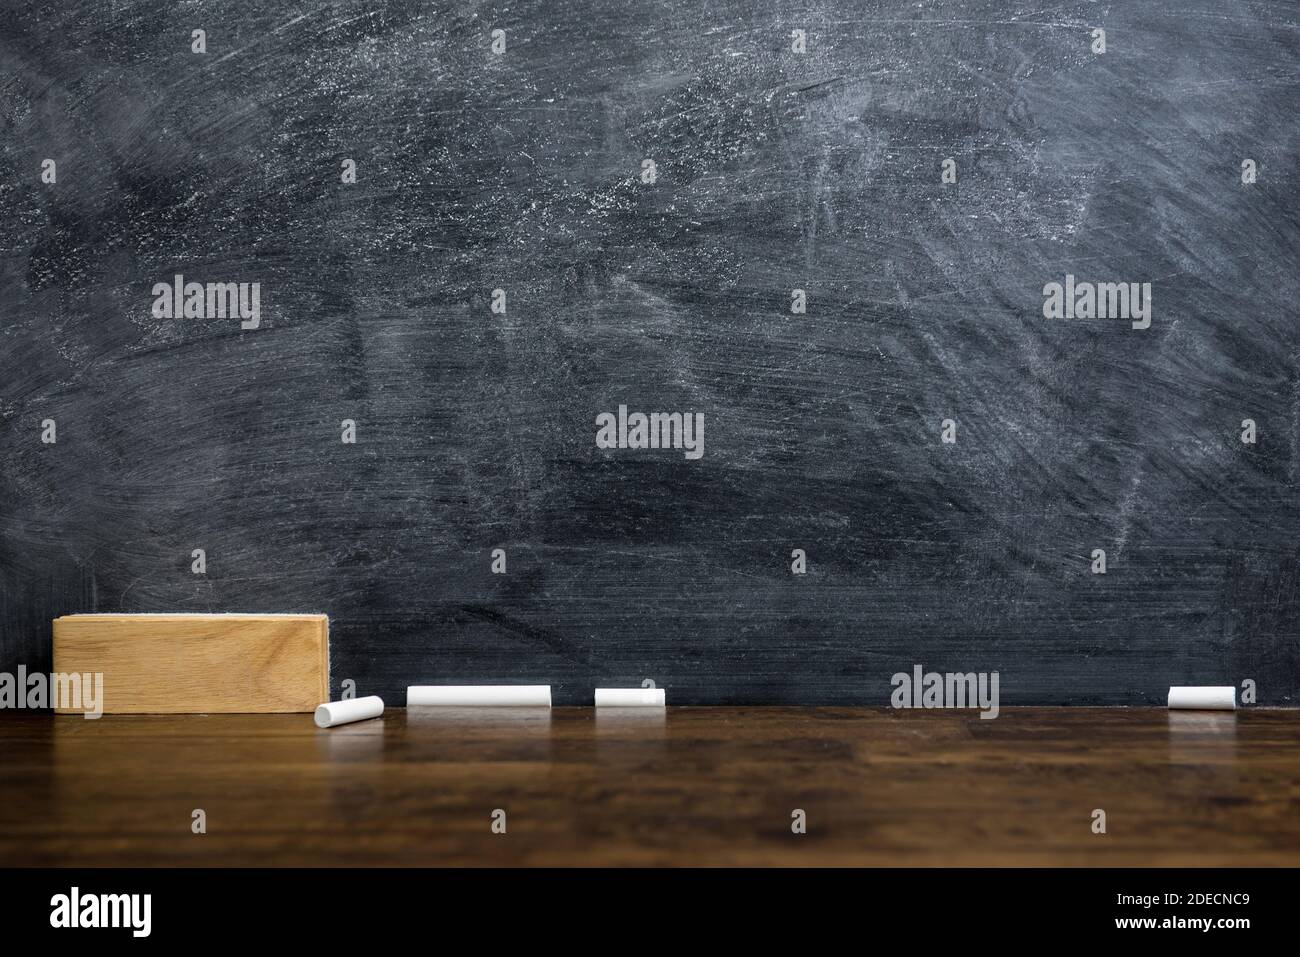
52,613,329,714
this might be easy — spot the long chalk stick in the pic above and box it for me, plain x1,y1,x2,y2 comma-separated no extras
1167,686,1236,710
595,688,665,707
406,685,552,707
315,695,385,728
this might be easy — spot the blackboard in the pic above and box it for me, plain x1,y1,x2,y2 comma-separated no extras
2,0,1297,706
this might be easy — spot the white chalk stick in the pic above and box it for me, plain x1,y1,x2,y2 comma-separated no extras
1167,686,1236,710
314,695,385,728
406,685,552,707
595,688,665,707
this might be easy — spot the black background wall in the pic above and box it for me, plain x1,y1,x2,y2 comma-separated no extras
2,0,1297,705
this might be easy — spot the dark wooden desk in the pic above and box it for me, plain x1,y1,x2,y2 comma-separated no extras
1,707,1295,866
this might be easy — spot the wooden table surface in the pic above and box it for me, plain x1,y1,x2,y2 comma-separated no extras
1,707,1297,867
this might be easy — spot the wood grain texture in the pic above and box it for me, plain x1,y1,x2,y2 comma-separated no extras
52,614,328,713
1,1,1298,705
1,707,1298,866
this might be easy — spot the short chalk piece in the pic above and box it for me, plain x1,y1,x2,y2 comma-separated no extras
595,688,666,707
406,685,552,707
1167,686,1236,710
315,695,384,728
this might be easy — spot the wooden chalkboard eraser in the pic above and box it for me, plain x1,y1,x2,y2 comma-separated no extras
52,613,329,714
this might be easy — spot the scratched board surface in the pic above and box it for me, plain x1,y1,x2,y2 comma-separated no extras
1,1,1298,706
